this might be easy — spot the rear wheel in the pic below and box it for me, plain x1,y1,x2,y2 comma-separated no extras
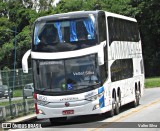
114,97,120,115
131,89,140,107
108,98,115,117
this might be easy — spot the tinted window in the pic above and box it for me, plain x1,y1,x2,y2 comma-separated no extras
108,17,140,45
111,59,133,82
33,15,98,52
98,12,108,83
32,54,101,95
98,12,107,42
28,86,32,89
140,60,144,74
25,85,30,89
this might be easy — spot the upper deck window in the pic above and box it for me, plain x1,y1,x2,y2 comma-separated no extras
108,17,140,45
33,15,98,52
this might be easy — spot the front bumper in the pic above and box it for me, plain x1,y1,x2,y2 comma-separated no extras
36,100,110,119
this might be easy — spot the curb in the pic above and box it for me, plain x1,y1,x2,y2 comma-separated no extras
6,114,37,123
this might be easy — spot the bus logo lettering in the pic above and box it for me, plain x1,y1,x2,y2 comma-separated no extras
60,97,78,101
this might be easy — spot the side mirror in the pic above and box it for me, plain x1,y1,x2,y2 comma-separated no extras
98,41,106,65
22,49,31,73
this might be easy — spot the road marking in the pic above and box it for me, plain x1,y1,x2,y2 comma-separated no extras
89,98,160,131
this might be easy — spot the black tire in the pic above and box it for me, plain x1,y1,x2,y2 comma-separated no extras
114,99,120,115
50,117,67,125
131,90,140,107
108,99,115,117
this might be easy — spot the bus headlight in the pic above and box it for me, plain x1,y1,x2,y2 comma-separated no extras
85,91,104,101
39,109,45,115
93,104,100,110
37,100,49,106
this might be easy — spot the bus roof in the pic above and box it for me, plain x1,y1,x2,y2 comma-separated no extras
35,10,137,23
35,10,99,22
105,11,137,22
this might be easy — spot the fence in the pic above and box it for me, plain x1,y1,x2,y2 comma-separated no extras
0,68,33,90
0,100,34,122
0,68,35,122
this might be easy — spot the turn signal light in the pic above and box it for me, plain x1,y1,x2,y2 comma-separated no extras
34,93,39,114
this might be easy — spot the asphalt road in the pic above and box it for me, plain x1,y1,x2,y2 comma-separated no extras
10,87,160,131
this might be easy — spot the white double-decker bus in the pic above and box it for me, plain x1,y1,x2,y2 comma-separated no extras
22,10,144,123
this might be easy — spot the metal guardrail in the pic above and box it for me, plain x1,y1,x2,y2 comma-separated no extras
0,100,34,122
0,68,33,89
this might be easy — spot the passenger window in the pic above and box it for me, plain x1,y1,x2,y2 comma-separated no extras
111,59,133,82
108,17,140,45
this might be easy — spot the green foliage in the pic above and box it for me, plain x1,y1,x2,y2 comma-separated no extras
0,42,14,69
16,26,32,68
135,0,160,76
55,0,84,13
0,0,39,69
0,0,159,77
0,0,8,16
13,89,23,97
55,0,140,17
0,17,15,45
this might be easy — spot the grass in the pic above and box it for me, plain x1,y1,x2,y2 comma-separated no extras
0,99,24,106
0,98,33,106
13,89,23,97
145,77,160,88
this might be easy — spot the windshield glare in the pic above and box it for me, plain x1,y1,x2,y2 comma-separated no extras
33,54,100,94
33,16,97,52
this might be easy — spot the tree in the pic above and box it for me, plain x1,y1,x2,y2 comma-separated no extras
0,17,15,46
0,0,159,77
0,0,37,69
134,0,160,76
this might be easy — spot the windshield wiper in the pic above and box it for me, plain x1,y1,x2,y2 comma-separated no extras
40,88,51,94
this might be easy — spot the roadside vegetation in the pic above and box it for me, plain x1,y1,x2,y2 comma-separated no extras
13,89,23,97
0,98,33,106
145,77,160,88
0,0,160,78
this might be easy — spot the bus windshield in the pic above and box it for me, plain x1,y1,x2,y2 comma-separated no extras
32,54,101,95
33,15,97,52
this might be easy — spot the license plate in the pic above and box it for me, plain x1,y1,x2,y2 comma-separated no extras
62,110,74,115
